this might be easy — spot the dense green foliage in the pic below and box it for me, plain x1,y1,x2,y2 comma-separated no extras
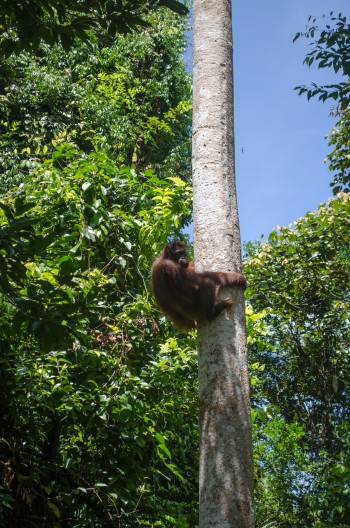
0,146,197,526
245,193,350,527
327,107,350,194
0,13,191,191
294,13,350,193
0,0,188,55
0,9,198,527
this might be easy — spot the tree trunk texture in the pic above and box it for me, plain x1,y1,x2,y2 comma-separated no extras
192,0,255,526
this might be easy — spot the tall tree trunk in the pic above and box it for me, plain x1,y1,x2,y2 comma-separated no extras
192,0,254,526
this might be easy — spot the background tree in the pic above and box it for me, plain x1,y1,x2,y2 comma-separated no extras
294,12,350,193
0,8,198,526
241,14,350,525
0,0,188,55
192,0,254,526
0,11,191,192
245,193,350,527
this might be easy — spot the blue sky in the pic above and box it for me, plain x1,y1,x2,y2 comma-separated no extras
186,0,349,244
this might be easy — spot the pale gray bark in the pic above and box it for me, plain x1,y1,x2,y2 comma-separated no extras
192,0,254,526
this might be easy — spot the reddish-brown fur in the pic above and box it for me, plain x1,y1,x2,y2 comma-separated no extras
151,241,246,329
